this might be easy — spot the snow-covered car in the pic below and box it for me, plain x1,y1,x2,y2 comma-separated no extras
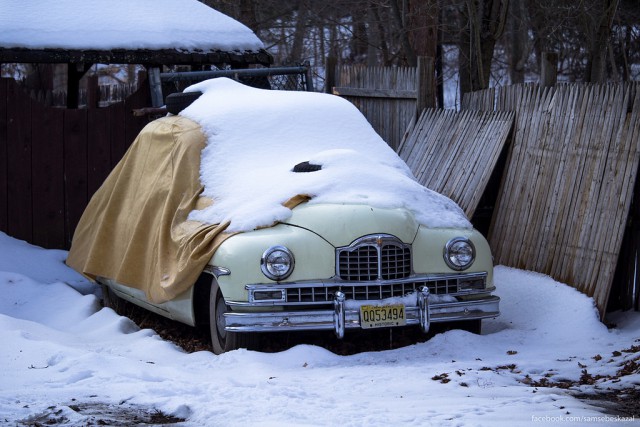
67,78,500,354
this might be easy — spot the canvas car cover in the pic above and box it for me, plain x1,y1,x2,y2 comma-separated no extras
66,115,225,303
67,115,306,303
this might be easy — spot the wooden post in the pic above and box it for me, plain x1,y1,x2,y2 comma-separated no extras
416,56,435,119
66,63,92,109
137,69,147,90
67,64,81,109
148,67,163,107
86,75,99,109
541,52,558,88
325,56,337,94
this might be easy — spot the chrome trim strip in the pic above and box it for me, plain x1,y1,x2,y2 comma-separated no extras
248,288,286,304
417,286,430,333
245,272,487,290
205,265,231,278
239,272,490,307
224,296,500,335
333,291,346,339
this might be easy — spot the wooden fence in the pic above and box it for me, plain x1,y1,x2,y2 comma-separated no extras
464,83,640,315
327,57,435,150
398,109,513,219
0,77,151,250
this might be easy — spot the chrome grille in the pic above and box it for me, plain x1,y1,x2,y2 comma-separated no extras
283,273,486,304
381,245,411,280
247,272,487,306
338,246,378,281
337,234,411,281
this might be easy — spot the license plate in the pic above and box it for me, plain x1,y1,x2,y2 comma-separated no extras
359,304,406,329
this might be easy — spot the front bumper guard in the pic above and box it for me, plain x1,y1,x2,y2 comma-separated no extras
224,288,500,339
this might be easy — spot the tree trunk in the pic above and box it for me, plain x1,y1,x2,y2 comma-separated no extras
508,0,528,84
408,0,438,60
239,0,258,32
436,5,444,108
589,0,619,83
390,0,417,66
287,2,308,65
369,4,390,65
350,9,369,63
457,0,509,97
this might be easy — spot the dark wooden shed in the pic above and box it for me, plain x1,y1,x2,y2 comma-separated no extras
0,0,272,249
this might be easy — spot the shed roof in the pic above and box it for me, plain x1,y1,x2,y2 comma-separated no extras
0,0,271,66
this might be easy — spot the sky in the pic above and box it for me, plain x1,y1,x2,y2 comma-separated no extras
0,231,638,426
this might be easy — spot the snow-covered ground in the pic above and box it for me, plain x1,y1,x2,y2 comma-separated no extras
0,231,638,426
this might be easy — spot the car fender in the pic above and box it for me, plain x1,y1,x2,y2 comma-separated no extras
412,226,494,288
210,223,336,303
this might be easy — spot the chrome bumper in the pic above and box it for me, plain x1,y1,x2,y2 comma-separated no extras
224,288,500,338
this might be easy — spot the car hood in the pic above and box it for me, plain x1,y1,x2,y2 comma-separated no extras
282,203,420,247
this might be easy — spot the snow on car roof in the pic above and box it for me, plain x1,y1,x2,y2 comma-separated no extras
181,78,471,232
0,0,263,52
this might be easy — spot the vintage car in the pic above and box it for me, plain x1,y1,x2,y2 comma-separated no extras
67,78,499,354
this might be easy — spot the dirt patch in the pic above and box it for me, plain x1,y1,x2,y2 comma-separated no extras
574,388,640,418
16,401,185,426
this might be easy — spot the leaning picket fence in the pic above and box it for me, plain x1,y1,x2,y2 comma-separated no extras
464,83,640,316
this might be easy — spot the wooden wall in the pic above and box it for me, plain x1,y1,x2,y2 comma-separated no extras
0,77,151,249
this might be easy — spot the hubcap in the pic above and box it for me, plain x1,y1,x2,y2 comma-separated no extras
216,294,227,342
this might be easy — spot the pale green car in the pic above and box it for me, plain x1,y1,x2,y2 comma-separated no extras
87,79,499,355
102,199,499,354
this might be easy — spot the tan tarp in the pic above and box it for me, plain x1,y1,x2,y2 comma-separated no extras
67,115,309,303
66,116,233,302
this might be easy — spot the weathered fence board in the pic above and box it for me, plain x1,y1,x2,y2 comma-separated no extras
124,95,148,160
331,64,422,150
63,109,89,248
466,83,640,317
398,109,513,218
31,102,65,249
87,108,115,196
7,80,32,244
0,77,151,249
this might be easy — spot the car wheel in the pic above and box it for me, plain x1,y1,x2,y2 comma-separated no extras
209,279,257,354
101,283,126,314
165,91,203,115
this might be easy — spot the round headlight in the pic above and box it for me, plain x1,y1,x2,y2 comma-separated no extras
261,246,295,281
443,237,475,271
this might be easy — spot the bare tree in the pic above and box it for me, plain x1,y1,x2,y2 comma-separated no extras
200,0,639,89
456,0,509,96
587,0,620,82
507,0,529,84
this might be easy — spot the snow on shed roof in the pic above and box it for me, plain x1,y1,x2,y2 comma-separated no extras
0,0,263,53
